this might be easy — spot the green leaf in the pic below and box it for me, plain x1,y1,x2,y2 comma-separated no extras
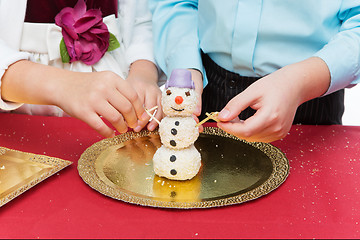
107,33,120,52
60,38,70,63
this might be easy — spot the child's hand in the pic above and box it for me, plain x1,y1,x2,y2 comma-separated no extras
216,57,330,142
216,74,299,142
127,60,163,132
55,71,144,138
131,75,163,132
188,69,204,117
1,60,145,138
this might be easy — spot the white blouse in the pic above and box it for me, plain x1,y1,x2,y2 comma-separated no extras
0,0,155,114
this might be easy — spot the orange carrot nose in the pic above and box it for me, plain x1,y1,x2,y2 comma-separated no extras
175,96,183,104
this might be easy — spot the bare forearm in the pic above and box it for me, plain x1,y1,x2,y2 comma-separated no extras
1,60,74,106
280,57,331,104
128,60,158,83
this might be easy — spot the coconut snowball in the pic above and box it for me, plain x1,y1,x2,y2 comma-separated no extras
159,116,199,149
153,144,201,180
161,87,198,117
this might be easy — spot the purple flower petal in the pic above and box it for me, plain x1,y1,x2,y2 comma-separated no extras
89,25,109,34
80,32,95,42
56,11,78,40
73,0,87,20
55,8,73,26
55,0,110,65
83,9,103,18
74,16,103,33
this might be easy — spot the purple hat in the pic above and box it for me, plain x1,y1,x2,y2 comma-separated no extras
165,69,195,89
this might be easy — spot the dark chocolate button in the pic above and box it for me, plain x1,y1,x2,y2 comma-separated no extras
228,79,236,89
170,140,176,146
170,155,176,162
170,169,177,175
175,121,180,126
171,128,177,135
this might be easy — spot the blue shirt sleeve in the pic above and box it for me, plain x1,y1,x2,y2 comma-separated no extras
148,0,207,86
314,0,360,95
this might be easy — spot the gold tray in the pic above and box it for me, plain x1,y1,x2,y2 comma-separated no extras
0,147,72,207
78,127,289,208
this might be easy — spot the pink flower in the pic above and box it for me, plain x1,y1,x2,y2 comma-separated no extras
55,0,110,65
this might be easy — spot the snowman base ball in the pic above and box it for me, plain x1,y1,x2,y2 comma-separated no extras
153,145,201,180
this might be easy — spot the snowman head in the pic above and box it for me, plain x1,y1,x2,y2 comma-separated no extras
162,69,198,117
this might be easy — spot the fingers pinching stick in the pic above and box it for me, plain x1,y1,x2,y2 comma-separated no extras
144,106,161,124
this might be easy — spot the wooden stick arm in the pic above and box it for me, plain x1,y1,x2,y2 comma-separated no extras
196,112,219,127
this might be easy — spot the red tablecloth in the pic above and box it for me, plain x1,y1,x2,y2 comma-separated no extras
0,113,359,239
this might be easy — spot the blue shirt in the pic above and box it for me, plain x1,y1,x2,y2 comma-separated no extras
149,0,360,94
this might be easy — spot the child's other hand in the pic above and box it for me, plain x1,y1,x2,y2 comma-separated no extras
127,60,163,132
216,57,330,142
216,74,298,142
188,69,204,117
55,71,144,138
131,75,163,132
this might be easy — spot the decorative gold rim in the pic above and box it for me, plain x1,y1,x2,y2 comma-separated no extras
0,147,72,207
78,127,289,209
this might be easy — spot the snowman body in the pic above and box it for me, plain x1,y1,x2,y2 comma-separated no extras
159,116,198,149
153,69,201,180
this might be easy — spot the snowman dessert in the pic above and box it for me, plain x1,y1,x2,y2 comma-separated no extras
153,69,201,180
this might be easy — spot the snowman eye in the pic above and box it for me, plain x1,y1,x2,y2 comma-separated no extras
166,90,172,95
185,91,190,97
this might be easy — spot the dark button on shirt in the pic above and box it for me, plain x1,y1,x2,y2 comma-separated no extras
227,79,236,89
